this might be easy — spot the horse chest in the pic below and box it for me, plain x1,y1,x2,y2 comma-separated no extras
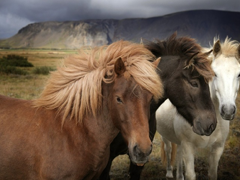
36,144,108,180
191,119,230,149
210,118,230,144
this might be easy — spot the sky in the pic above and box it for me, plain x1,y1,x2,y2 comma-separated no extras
0,0,239,39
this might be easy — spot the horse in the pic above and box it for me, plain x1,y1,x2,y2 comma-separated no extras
156,37,240,180
0,41,163,180
99,33,217,180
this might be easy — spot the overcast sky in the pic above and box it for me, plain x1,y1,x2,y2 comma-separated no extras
0,0,239,39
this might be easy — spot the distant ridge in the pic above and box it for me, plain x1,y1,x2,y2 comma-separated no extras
0,10,239,49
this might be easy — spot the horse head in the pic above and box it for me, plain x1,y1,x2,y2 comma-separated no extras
107,52,162,165
167,51,217,136
209,38,240,120
145,33,217,136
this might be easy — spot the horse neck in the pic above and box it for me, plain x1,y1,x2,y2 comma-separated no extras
150,96,167,113
86,83,119,144
62,83,119,153
80,116,117,153
148,55,176,113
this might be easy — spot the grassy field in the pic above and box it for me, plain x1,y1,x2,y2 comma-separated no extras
0,49,76,99
0,49,239,180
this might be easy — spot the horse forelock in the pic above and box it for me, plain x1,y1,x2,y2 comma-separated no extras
191,53,215,82
33,40,162,124
145,33,215,82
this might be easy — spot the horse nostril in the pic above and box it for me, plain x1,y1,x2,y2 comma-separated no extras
222,104,236,115
196,121,204,135
133,145,138,153
232,106,236,114
209,123,215,133
221,105,226,114
133,145,141,157
149,144,153,154
133,144,152,158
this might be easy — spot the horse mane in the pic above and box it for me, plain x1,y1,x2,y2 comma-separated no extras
145,32,214,81
33,41,162,124
212,37,239,57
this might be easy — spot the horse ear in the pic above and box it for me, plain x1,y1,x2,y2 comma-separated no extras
169,32,177,41
152,57,161,67
213,40,221,57
237,44,240,60
203,49,213,57
185,52,199,68
114,57,126,75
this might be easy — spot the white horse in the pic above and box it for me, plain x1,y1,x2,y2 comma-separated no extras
156,37,240,180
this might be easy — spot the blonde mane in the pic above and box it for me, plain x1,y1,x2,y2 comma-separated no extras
33,41,162,124
212,37,239,57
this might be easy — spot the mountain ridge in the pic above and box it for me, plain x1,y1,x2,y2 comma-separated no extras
0,10,240,49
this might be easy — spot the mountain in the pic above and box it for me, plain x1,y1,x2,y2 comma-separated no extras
0,10,240,49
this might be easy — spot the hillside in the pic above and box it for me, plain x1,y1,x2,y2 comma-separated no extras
0,10,240,49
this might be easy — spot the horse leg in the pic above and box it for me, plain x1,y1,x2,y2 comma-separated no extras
97,157,113,180
208,144,224,180
181,142,196,180
161,137,174,178
176,144,184,180
128,161,144,180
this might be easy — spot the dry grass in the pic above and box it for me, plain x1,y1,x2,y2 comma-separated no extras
0,49,239,179
0,49,76,99
0,49,76,67
0,74,48,100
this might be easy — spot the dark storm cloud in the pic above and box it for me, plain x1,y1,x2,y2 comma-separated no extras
0,0,239,39
0,0,98,38
0,0,95,22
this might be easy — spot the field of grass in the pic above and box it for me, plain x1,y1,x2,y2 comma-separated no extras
0,49,76,99
0,49,239,179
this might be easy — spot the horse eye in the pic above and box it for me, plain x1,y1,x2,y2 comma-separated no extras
116,97,123,103
238,73,240,78
190,81,198,88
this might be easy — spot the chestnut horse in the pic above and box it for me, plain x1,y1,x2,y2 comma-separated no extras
99,33,217,180
0,41,163,180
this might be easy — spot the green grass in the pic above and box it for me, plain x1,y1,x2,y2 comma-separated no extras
0,54,34,75
32,66,55,75
0,54,33,67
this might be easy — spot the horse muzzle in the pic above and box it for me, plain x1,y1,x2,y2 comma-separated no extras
128,143,152,166
220,104,236,120
192,118,217,136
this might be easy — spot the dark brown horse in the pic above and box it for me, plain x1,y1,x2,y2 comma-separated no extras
99,33,217,180
0,41,163,180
